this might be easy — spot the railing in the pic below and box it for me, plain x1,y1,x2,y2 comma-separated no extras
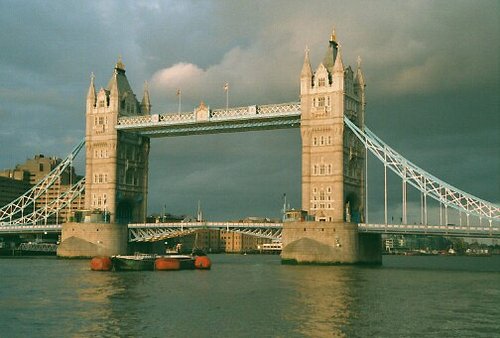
116,102,301,128
359,223,500,238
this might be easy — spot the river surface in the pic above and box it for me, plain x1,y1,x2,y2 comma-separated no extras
0,255,499,338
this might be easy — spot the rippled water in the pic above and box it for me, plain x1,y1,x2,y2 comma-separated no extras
0,255,499,337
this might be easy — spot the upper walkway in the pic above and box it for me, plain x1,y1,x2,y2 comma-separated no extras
116,102,301,137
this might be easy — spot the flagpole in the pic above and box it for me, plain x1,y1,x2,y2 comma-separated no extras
224,82,229,111
177,89,181,113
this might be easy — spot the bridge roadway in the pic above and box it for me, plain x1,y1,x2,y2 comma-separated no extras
2,222,498,241
115,102,301,137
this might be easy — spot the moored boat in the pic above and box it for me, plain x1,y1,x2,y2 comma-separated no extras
90,252,210,271
112,254,156,271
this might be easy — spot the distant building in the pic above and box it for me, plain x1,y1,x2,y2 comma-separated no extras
0,154,84,223
220,231,272,253
0,176,32,208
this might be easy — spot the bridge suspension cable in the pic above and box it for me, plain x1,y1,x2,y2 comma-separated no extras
0,139,85,225
344,117,500,225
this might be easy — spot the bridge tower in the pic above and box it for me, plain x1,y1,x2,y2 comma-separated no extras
84,58,150,224
58,58,150,257
282,30,380,264
300,30,366,223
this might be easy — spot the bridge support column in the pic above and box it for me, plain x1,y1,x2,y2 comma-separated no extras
281,221,381,264
57,222,128,258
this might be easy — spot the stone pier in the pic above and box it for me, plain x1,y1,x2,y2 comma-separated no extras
281,221,381,264
57,222,128,258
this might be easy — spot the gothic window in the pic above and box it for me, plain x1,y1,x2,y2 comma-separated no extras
313,165,318,175
320,136,324,146
328,164,332,175
320,190,325,201
327,96,330,106
327,186,331,193
328,136,332,145
312,98,316,108
318,78,326,87
103,193,107,206
99,100,105,108
313,137,317,146
318,97,325,107
320,165,325,175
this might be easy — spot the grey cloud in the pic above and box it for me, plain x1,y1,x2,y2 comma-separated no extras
0,0,497,220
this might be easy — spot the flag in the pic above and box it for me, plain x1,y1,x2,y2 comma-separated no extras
224,82,229,92
176,88,181,96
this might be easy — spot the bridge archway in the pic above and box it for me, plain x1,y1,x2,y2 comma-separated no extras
116,199,134,224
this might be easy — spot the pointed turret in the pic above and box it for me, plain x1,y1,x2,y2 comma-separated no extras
141,81,152,114
86,72,96,108
107,56,135,112
333,46,344,74
322,27,339,75
354,56,365,87
301,47,312,78
300,47,313,93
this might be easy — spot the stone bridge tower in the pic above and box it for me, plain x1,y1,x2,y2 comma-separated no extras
84,58,151,224
299,30,366,223
282,30,380,265
58,58,151,258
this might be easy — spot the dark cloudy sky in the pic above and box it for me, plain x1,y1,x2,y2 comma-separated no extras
0,1,498,222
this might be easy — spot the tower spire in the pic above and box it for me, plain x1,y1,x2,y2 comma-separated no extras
301,46,312,78
322,28,339,74
333,44,344,74
330,27,337,43
87,72,96,106
141,80,152,114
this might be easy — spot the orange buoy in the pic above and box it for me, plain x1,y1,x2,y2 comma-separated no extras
90,256,113,271
194,256,212,270
155,258,181,271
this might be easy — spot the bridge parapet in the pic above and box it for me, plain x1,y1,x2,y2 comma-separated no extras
117,102,301,129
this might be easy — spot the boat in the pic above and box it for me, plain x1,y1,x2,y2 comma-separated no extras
91,250,211,271
110,253,199,271
112,253,157,271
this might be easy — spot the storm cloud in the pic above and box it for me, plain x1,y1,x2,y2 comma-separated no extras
0,0,498,221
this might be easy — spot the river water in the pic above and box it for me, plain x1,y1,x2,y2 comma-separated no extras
0,255,499,338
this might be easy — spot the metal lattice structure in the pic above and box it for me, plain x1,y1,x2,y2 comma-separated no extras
116,102,301,137
8,178,85,225
344,116,500,226
128,222,283,242
0,139,85,226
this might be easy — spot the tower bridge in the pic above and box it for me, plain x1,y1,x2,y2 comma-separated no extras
1,30,498,263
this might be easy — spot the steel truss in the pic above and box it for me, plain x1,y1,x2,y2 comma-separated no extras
0,139,85,225
128,222,283,242
344,117,500,225
9,178,85,225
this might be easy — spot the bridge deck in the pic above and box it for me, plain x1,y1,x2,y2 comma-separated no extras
2,222,498,239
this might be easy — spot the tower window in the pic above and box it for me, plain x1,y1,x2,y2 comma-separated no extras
318,97,325,107
318,78,326,87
